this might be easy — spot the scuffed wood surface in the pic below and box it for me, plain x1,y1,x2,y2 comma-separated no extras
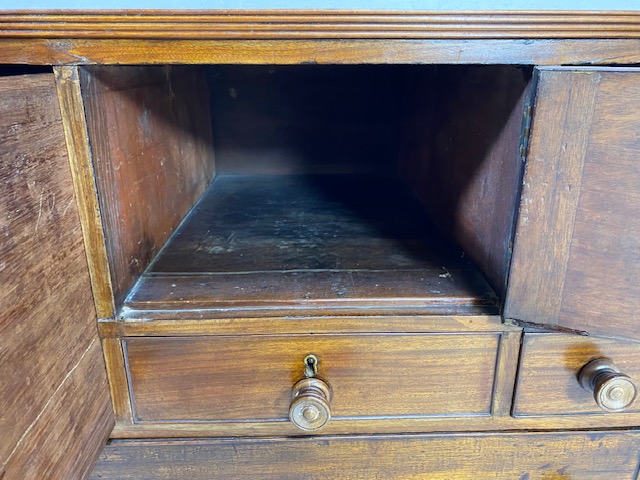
505,68,640,341
79,66,215,311
55,66,116,318
514,333,640,416
0,73,113,479
125,175,498,318
90,431,640,479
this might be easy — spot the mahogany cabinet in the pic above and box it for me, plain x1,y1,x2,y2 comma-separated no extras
1,10,640,479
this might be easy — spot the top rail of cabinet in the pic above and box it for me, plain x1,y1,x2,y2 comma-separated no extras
1,10,640,65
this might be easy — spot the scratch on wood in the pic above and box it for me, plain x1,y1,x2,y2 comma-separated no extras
0,338,98,473
34,188,44,233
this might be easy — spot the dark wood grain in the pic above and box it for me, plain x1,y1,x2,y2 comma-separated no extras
126,334,499,424
79,65,216,312
125,175,498,318
400,65,532,295
90,431,640,480
505,68,640,341
514,333,640,417
0,73,112,479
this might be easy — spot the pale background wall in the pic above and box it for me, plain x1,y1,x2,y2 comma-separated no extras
3,0,639,10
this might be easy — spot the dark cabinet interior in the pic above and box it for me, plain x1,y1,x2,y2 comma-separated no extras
77,64,533,321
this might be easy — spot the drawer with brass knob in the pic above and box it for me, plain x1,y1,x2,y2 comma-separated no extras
513,333,640,417
121,333,503,431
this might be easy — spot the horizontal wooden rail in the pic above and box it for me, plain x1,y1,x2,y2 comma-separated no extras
1,11,640,39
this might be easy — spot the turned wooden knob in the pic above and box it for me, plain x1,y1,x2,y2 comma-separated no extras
578,357,637,413
289,377,332,431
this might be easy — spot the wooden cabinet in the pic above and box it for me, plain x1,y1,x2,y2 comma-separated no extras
2,11,640,480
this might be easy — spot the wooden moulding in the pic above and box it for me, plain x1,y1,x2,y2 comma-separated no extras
1,11,640,39
109,411,640,439
98,315,507,337
55,66,116,318
102,338,135,426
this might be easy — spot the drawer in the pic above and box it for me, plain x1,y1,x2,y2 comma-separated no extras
90,431,640,480
125,333,500,425
513,333,640,416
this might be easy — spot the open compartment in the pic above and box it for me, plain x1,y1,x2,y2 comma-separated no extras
77,64,533,320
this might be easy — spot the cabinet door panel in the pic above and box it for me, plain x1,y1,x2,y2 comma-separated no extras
0,73,113,479
505,67,640,341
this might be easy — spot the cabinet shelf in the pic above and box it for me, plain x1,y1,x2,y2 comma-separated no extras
123,174,498,319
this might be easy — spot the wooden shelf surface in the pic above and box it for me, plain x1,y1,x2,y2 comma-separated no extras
124,174,497,318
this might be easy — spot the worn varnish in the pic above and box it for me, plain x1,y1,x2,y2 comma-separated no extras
90,431,640,479
514,333,640,416
79,66,216,312
125,175,498,318
125,333,499,424
54,66,116,318
5,38,640,67
0,73,113,479
505,68,640,341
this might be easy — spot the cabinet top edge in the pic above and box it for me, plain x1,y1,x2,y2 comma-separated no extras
2,10,640,41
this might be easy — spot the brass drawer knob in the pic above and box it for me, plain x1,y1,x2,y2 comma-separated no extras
289,377,332,431
578,357,637,413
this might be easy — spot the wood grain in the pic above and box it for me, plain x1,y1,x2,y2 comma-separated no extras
100,314,507,337
2,11,640,39
102,338,135,426
125,175,498,318
491,330,522,416
125,334,499,423
514,333,640,417
54,66,115,318
109,409,640,439
400,65,532,295
505,68,640,341
0,73,112,479
2,341,114,480
90,431,640,479
2,39,640,66
79,65,215,311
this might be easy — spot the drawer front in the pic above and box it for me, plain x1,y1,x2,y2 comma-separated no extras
514,333,640,416
125,334,499,423
90,431,640,480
